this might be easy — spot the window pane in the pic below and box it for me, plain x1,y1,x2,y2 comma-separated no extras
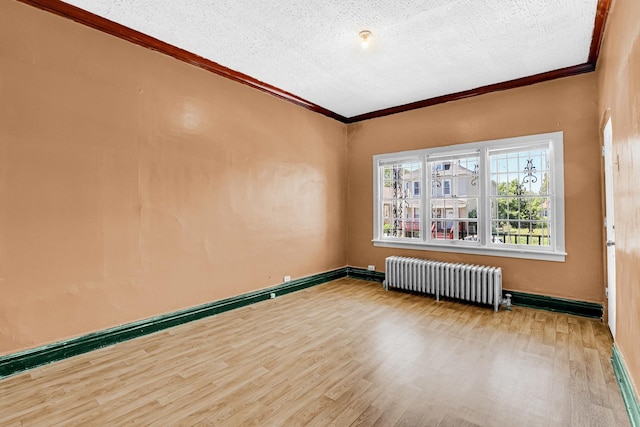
431,155,480,198
429,198,478,241
381,160,421,239
489,146,551,247
429,155,479,242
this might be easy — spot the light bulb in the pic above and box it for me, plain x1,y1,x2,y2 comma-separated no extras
359,30,372,49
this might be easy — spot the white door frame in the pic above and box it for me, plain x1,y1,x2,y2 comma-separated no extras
603,117,616,338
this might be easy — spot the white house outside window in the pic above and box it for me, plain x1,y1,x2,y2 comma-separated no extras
372,132,566,261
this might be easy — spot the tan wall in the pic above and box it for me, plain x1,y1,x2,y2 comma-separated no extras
0,0,347,355
347,73,603,303
597,0,640,400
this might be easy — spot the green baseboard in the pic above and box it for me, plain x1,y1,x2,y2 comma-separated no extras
346,267,385,283
612,344,640,427
504,290,602,319
0,267,349,379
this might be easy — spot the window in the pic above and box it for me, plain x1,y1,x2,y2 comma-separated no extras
489,145,552,247
373,132,565,261
442,179,452,196
430,154,479,242
380,160,422,239
413,181,421,197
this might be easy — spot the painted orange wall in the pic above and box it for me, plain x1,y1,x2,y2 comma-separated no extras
597,0,640,400
347,73,603,303
0,0,347,355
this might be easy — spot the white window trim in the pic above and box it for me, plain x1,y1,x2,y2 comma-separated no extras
372,131,566,262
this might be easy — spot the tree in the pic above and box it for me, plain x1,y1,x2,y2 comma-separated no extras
496,179,542,231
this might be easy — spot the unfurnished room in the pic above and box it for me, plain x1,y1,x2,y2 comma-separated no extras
0,0,639,425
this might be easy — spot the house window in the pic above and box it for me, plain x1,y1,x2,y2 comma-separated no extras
413,181,421,197
442,179,452,196
372,132,565,261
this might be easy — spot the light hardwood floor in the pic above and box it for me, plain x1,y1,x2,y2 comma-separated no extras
0,278,630,426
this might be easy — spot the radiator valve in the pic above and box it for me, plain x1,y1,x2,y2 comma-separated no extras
503,293,512,311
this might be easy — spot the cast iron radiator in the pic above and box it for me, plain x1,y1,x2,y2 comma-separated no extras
384,256,503,312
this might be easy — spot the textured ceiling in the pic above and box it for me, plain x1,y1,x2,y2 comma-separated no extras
62,0,599,119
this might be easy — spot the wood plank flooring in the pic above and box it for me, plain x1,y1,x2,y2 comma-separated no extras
0,278,630,426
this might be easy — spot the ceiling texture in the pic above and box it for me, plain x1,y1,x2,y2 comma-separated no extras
19,0,611,123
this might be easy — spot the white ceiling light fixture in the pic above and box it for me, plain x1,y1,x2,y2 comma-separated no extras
359,30,372,49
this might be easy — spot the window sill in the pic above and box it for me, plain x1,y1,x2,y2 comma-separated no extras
372,239,566,262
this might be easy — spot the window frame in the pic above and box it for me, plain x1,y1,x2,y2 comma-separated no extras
372,132,566,262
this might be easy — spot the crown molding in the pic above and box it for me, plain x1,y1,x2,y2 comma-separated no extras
346,63,595,123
